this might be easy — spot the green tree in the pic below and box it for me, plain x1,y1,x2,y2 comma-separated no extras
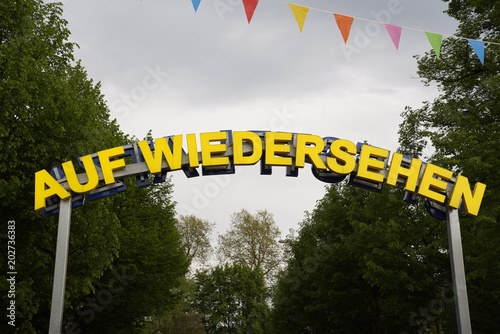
177,215,215,268
138,215,213,334
0,1,188,332
0,1,124,332
64,178,188,333
218,209,282,281
271,183,453,334
141,277,207,334
399,0,500,331
195,264,269,334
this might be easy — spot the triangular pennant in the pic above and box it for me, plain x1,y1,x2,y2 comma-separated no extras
425,32,443,58
191,0,201,12
242,0,259,23
384,24,402,50
288,4,309,33
333,13,354,44
467,39,485,65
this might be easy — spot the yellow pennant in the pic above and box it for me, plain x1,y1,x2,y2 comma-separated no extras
289,4,309,33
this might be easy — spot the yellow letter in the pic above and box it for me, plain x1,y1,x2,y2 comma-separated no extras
386,153,422,192
326,139,356,175
295,134,327,169
417,164,453,203
34,169,71,210
138,136,183,173
62,155,99,193
233,131,262,165
265,132,293,166
200,132,229,166
186,133,200,168
356,145,390,183
449,175,486,216
98,146,126,185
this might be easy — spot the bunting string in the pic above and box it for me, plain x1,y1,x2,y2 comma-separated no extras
190,0,500,64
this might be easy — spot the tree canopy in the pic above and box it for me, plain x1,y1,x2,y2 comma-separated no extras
64,178,188,334
399,0,500,332
2,0,499,332
271,183,453,333
177,215,215,269
0,1,187,332
195,264,269,334
218,209,282,281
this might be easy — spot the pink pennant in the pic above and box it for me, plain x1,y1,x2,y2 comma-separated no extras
384,24,402,50
242,0,259,23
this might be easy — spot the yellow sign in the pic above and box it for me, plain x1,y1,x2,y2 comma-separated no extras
35,131,486,217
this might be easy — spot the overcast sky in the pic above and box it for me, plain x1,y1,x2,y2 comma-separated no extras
59,0,458,242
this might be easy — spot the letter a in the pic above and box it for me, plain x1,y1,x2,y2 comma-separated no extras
34,169,71,210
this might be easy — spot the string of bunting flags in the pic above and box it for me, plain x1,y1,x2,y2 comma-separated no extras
189,0,500,65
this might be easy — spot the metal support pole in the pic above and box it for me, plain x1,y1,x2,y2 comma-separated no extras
446,206,472,334
48,197,72,334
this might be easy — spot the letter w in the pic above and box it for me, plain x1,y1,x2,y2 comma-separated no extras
138,136,183,173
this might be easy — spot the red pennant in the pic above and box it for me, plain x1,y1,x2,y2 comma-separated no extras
242,0,259,23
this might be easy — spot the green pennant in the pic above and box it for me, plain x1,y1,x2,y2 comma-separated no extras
425,32,443,58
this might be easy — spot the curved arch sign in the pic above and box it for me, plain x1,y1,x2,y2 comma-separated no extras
35,130,486,218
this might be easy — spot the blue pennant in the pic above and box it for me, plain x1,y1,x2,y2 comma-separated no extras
467,39,485,65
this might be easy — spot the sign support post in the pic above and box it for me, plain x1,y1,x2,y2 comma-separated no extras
446,206,472,334
48,197,72,334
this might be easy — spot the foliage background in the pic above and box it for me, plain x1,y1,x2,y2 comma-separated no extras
1,0,499,333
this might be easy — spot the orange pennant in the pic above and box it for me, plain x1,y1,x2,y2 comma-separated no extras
333,13,354,44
